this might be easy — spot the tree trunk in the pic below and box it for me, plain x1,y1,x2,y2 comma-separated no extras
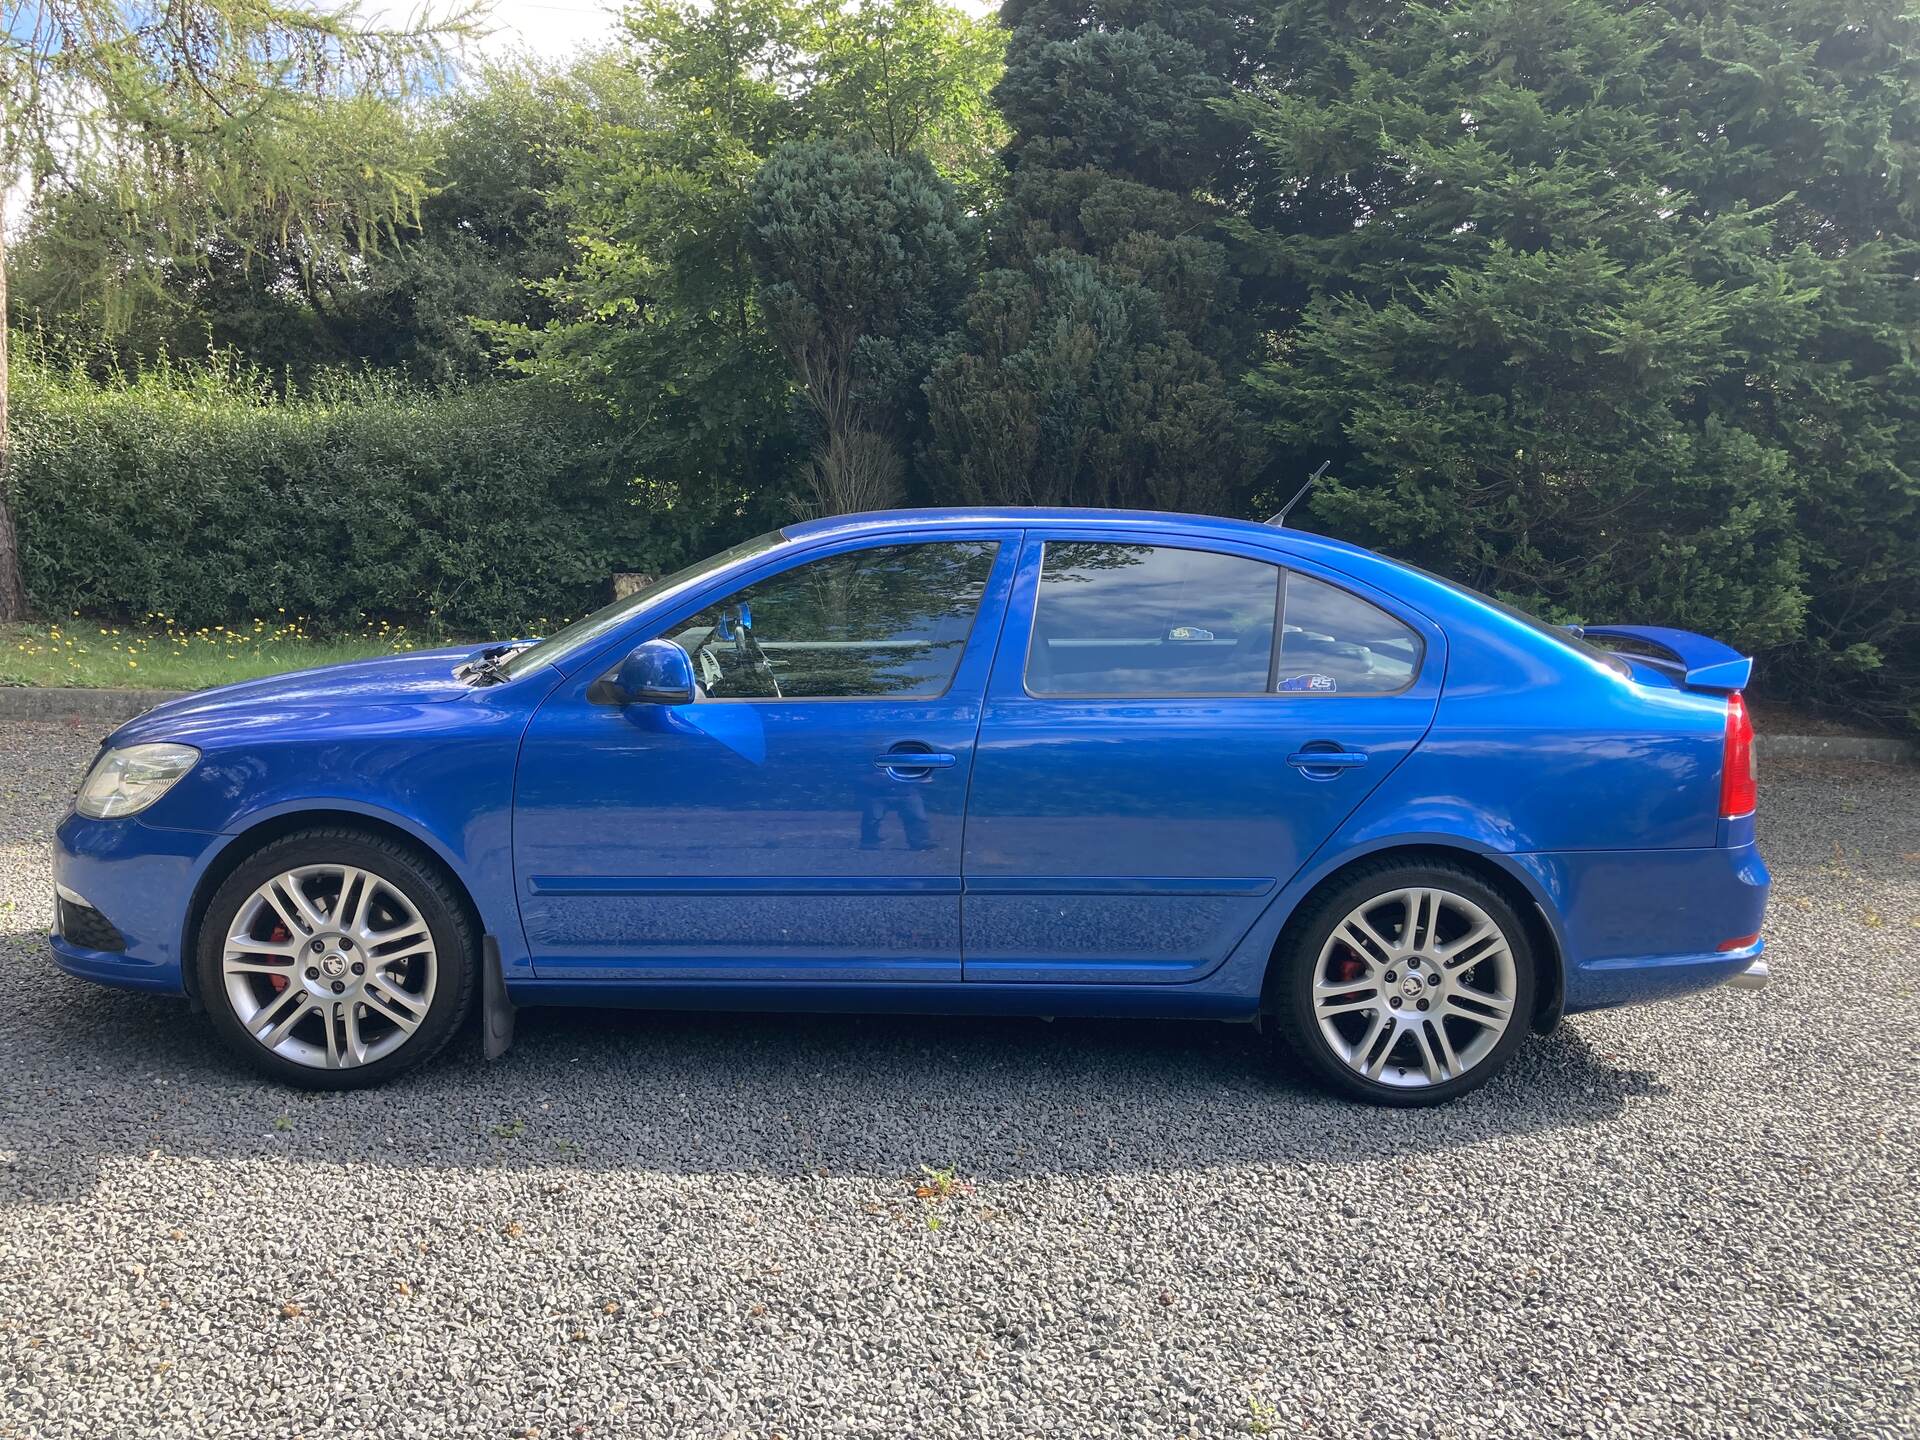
0,186,28,621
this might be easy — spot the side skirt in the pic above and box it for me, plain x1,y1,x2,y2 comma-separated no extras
501,977,1259,1023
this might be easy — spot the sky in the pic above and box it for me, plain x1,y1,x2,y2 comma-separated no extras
466,0,1001,63
467,0,622,60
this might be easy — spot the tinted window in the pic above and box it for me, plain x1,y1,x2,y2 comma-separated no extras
1027,544,1281,696
663,542,998,699
1275,572,1421,695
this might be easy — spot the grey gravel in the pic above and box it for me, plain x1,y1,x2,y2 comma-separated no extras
1,718,1915,1439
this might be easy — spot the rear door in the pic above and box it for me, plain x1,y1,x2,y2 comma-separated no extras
514,531,1020,981
962,532,1443,984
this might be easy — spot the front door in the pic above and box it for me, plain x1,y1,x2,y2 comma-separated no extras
514,534,1018,981
962,534,1443,984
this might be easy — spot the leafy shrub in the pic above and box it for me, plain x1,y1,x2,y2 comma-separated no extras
9,352,674,635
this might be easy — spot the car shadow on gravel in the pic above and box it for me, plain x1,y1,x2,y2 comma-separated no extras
1,935,1667,1207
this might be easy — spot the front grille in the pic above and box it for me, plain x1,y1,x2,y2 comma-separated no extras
58,897,127,953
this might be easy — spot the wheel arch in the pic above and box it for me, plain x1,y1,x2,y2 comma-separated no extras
179,806,486,1005
1259,841,1566,1035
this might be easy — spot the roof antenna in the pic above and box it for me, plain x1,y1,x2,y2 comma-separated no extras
1266,460,1330,528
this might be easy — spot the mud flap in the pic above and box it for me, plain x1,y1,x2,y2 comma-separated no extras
481,935,516,1061
1530,903,1564,1035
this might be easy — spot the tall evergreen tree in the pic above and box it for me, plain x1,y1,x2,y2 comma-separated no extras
749,138,976,513
922,0,1264,512
500,0,808,551
1232,0,1919,725
507,0,1003,545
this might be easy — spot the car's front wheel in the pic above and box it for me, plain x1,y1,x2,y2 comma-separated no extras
1271,860,1536,1105
195,828,476,1088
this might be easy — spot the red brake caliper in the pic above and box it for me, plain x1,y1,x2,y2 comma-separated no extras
1328,949,1367,984
267,923,291,990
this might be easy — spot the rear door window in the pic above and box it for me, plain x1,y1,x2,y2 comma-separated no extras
1026,543,1281,696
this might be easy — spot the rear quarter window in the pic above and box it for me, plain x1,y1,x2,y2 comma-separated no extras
1275,573,1422,696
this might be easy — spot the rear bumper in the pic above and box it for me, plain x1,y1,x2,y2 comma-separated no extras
49,811,225,996
1513,840,1771,1013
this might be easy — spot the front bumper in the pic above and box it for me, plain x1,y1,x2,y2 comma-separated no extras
49,810,227,995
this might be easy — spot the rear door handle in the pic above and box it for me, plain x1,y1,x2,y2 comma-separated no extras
875,748,957,779
1287,749,1369,773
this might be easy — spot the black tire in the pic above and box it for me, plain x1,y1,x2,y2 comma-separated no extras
1268,858,1537,1107
194,827,477,1090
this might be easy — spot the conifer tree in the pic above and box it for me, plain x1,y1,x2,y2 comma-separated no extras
1231,0,1918,722
923,0,1265,512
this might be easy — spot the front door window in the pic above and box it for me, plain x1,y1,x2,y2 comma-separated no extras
664,542,1000,700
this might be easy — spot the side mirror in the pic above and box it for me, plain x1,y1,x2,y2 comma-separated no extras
614,638,696,706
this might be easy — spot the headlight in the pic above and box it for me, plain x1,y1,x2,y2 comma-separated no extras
74,743,200,819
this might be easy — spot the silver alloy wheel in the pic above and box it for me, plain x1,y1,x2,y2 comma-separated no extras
221,864,438,1070
1312,886,1517,1089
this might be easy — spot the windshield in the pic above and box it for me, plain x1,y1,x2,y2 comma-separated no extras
1400,561,1631,677
502,530,787,679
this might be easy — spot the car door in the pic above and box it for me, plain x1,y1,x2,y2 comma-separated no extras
962,532,1443,984
514,532,1020,981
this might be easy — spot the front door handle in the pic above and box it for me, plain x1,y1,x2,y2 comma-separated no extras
1287,748,1369,776
874,748,957,780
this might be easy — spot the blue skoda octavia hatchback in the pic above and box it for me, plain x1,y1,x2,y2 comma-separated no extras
51,509,1769,1105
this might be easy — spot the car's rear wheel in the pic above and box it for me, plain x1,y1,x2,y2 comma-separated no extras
1271,860,1536,1106
195,828,476,1089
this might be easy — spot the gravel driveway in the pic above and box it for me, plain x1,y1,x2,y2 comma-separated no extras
1,718,1915,1439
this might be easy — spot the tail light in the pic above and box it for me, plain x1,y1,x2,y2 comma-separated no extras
1720,691,1757,819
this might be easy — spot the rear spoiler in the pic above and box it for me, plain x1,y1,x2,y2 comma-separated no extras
1572,625,1753,693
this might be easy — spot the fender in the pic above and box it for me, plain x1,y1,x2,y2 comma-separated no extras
1202,826,1571,1014
176,795,527,988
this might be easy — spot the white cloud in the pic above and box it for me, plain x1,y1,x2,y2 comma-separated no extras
465,0,623,62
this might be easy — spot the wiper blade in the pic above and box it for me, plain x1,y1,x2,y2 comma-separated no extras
455,642,528,686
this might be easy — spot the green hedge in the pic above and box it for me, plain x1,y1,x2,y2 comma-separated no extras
10,356,666,636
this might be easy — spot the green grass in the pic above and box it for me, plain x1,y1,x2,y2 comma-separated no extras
0,615,461,691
